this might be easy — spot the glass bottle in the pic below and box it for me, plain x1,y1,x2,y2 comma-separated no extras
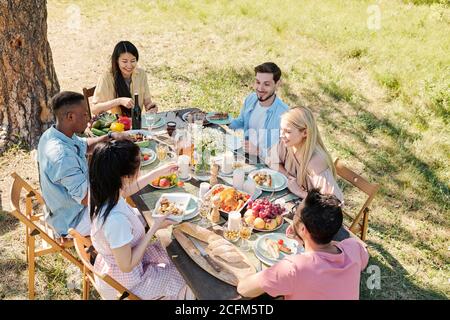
131,93,141,130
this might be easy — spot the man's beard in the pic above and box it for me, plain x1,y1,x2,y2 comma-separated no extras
257,90,276,102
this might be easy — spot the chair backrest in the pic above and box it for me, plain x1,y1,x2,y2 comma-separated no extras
68,228,141,300
334,159,380,240
10,172,45,213
9,172,83,262
82,86,96,118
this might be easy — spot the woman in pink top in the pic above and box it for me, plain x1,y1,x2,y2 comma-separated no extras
266,106,343,201
237,189,369,300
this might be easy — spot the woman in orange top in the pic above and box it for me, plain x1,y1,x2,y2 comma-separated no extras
91,41,157,116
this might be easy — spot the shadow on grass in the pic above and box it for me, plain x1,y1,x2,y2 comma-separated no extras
0,249,27,299
0,209,19,237
360,242,447,300
296,81,449,227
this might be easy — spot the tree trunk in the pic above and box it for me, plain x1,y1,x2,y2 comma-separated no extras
0,0,59,153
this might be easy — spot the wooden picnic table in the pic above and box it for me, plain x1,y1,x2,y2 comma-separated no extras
130,108,300,300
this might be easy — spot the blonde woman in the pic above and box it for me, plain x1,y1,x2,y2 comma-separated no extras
266,106,343,201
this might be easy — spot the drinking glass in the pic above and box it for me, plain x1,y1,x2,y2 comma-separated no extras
223,221,240,243
144,113,156,129
156,144,168,162
197,199,211,227
239,218,254,251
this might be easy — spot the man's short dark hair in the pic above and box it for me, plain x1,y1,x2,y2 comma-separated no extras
51,91,85,115
298,188,343,244
254,62,282,83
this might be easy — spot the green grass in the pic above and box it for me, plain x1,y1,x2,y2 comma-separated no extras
1,0,448,300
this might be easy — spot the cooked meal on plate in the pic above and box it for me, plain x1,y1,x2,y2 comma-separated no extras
252,172,272,187
264,238,292,259
208,112,229,120
209,185,250,213
130,132,149,142
157,197,183,216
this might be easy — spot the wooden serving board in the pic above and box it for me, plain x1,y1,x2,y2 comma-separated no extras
173,224,256,286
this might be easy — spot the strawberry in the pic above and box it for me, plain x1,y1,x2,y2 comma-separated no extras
143,154,150,161
278,239,284,245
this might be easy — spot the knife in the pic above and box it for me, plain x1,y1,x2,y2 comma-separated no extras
185,234,222,273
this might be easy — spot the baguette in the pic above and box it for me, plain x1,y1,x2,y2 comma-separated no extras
177,222,218,243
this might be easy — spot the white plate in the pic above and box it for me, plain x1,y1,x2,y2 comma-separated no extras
128,129,152,136
140,148,156,166
183,195,199,220
248,169,288,192
150,183,177,190
181,110,209,124
254,234,303,266
152,193,191,223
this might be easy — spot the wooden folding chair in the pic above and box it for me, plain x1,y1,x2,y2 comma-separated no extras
82,86,96,118
68,228,141,300
9,172,83,299
334,159,380,242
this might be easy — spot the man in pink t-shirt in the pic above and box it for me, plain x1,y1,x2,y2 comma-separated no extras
237,188,369,300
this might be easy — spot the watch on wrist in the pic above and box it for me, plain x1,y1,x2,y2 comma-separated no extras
107,131,113,140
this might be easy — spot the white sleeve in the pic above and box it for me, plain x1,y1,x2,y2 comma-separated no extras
103,213,134,249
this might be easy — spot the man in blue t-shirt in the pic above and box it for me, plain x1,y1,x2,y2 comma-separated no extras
229,62,289,159
37,91,129,237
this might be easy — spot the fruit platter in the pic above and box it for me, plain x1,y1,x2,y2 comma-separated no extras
203,184,253,215
150,173,181,189
243,197,286,232
89,113,132,136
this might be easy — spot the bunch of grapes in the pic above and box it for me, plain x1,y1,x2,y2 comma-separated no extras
248,198,285,222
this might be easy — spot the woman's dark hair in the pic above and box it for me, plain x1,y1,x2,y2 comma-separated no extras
297,188,343,244
111,41,139,117
89,140,140,224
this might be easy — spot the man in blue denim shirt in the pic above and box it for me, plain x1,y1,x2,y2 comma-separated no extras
229,62,289,159
37,91,129,237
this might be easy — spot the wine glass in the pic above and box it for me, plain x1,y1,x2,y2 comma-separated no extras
197,199,211,227
156,144,168,162
144,113,156,129
239,218,254,251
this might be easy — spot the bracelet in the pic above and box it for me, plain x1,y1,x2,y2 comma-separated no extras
150,235,158,244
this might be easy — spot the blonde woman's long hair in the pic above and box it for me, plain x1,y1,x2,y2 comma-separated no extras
281,106,336,188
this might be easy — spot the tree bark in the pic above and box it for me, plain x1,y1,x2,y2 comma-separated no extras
0,0,59,153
